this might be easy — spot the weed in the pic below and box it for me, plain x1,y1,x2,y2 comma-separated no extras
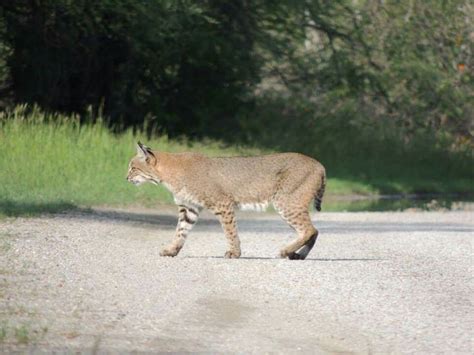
14,325,29,344
0,325,6,343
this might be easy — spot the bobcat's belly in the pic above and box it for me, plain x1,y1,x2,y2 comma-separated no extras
237,201,269,212
167,180,274,212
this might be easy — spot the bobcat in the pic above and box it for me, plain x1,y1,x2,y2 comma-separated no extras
127,142,326,260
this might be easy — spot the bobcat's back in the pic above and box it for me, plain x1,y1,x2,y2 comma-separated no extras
147,152,325,211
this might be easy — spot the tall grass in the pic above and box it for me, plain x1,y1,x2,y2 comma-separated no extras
0,106,266,216
0,106,472,216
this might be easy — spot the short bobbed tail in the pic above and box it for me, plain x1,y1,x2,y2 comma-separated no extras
314,172,326,212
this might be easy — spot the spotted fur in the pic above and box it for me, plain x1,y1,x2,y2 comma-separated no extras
127,142,326,259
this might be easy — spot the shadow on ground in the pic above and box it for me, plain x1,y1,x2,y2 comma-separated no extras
0,200,79,217
79,211,472,234
35,207,474,234
2,200,473,235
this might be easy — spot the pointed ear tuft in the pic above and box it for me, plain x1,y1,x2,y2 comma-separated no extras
136,141,155,161
137,141,146,157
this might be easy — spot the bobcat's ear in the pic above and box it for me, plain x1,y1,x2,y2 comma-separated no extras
136,141,155,162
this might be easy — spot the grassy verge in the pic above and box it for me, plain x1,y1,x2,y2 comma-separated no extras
328,177,473,196
0,106,472,216
0,106,269,217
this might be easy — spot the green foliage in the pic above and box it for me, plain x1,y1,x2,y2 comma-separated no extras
257,0,473,141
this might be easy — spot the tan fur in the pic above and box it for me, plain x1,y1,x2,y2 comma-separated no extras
127,142,326,260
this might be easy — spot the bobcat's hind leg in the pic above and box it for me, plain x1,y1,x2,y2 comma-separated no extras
213,205,241,259
160,205,200,257
274,203,318,260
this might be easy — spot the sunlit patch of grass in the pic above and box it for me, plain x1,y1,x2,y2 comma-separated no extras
327,178,378,195
0,106,269,216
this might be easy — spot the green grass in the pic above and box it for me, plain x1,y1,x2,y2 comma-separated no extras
329,176,473,196
0,106,472,217
0,106,269,216
0,323,48,345
327,178,377,195
0,325,6,343
13,325,29,345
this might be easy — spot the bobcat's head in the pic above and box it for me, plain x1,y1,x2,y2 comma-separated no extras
126,142,160,186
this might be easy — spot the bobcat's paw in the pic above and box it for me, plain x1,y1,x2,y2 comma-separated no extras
287,252,304,260
160,248,178,257
280,249,304,260
224,250,241,259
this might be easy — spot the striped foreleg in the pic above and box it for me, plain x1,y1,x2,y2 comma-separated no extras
160,205,199,257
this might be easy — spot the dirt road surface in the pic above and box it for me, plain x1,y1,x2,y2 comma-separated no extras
1,208,472,353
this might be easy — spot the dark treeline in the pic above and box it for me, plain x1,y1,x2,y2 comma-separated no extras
0,0,264,136
0,1,472,185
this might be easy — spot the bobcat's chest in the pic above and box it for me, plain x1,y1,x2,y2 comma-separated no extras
170,185,203,209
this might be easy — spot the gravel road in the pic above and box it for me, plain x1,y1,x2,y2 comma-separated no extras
1,207,472,353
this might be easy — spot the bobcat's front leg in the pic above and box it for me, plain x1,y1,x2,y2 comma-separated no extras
160,205,199,257
215,207,241,259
